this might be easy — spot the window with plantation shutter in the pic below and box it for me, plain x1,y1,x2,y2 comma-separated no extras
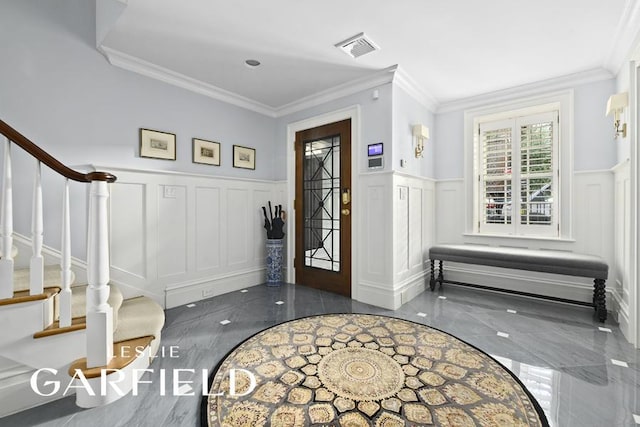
481,121,513,228
477,110,559,237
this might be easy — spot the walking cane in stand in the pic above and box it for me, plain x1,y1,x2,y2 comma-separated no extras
271,204,285,239
262,206,272,238
261,202,285,239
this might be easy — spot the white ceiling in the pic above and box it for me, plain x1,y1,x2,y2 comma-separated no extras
102,0,638,113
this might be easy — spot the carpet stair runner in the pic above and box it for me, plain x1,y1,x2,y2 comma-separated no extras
12,264,72,293
7,264,164,341
17,265,163,353
7,263,163,342
33,279,124,338
0,265,71,307
2,250,164,384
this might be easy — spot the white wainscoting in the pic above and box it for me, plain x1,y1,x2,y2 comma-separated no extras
434,170,615,305
357,172,435,310
357,172,394,308
612,159,632,340
105,167,286,309
393,173,436,307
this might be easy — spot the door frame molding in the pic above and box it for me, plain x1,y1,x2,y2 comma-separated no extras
286,105,361,300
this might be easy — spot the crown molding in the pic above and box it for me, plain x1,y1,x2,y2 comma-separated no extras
100,46,403,118
273,65,398,117
392,66,439,113
436,68,613,114
99,45,278,117
604,0,640,73
99,47,613,119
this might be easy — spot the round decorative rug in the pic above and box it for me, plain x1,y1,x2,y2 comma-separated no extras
204,314,548,427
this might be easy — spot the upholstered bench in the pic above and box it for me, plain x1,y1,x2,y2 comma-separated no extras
428,244,608,322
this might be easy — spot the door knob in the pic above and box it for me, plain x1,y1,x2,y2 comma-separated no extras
341,208,350,216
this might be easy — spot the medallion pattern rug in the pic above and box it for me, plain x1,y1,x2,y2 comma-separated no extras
205,314,548,426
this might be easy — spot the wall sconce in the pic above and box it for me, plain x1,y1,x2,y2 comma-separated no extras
606,92,628,138
412,124,429,158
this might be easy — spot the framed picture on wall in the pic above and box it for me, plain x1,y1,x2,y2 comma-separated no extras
233,145,256,170
140,128,176,160
193,138,221,166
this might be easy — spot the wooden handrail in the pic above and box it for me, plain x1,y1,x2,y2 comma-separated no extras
0,119,116,183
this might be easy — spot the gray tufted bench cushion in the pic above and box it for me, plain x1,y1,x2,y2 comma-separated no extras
428,244,608,322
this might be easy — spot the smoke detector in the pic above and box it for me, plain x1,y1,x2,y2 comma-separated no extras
335,33,380,58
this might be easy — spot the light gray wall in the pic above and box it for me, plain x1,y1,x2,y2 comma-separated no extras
275,83,393,179
573,79,618,170
0,0,278,259
433,110,464,180
433,78,618,180
392,86,436,178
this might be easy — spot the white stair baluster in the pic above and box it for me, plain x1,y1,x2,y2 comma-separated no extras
59,179,72,327
0,138,13,299
85,180,113,368
30,160,44,295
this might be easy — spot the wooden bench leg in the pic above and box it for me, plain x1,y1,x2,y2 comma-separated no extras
429,260,436,291
437,260,444,288
594,279,607,322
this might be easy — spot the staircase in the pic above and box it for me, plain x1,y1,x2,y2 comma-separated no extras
0,120,165,416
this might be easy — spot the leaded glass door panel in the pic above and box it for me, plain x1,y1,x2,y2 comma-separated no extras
295,119,351,297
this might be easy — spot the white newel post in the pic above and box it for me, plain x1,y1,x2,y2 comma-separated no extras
59,179,72,327
30,161,44,295
0,139,14,299
86,180,113,368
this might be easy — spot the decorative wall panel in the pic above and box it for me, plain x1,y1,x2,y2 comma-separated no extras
157,185,187,278
195,187,221,271
106,168,286,308
110,183,146,278
226,189,249,267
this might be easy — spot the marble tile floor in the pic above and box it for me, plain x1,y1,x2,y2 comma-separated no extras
2,283,639,427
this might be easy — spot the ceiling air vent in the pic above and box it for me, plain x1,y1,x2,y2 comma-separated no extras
335,33,379,58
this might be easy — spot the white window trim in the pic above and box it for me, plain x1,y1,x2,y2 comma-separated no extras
477,110,559,237
463,90,574,240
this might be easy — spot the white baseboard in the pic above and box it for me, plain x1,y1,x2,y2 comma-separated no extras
357,281,399,310
617,309,632,344
398,270,429,305
357,270,429,310
610,288,633,344
165,268,266,309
